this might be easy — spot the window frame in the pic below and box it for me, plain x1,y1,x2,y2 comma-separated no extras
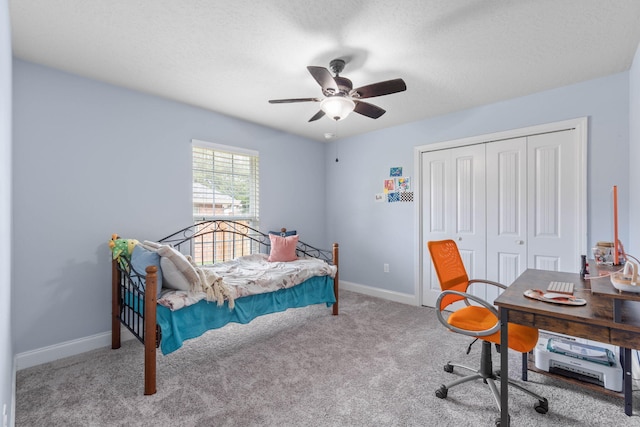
191,139,259,226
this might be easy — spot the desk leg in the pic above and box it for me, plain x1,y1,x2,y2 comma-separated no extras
623,347,632,416
614,299,622,323
613,299,633,416
500,307,509,426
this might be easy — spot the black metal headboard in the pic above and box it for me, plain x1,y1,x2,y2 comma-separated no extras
157,220,334,265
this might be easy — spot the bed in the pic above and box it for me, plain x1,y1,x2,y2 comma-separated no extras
110,220,339,395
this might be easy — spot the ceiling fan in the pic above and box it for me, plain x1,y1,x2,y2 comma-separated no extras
268,59,407,122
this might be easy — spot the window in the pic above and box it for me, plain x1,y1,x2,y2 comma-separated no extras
192,140,260,264
192,140,259,224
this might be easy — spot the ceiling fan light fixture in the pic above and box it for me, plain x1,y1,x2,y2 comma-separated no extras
269,59,406,123
320,96,355,121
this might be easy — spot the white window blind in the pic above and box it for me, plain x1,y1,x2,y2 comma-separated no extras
192,140,259,224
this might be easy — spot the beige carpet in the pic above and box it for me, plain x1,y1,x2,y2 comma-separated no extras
15,290,640,426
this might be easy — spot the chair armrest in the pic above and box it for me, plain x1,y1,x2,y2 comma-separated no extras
436,290,501,338
468,278,507,290
458,279,506,307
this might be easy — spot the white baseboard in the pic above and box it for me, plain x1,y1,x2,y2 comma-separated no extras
340,280,419,306
10,355,16,427
15,327,135,371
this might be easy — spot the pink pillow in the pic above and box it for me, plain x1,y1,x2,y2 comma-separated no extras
268,234,299,262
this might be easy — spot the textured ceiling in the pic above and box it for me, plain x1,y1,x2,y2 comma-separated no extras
9,1,640,142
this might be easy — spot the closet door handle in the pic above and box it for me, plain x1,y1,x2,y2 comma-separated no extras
516,240,524,245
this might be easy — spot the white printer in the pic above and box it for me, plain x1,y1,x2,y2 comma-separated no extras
534,336,623,392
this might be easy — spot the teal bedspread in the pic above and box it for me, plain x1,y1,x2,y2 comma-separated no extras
156,275,336,355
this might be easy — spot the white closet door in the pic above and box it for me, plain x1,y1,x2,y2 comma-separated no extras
421,144,486,307
527,130,578,271
486,137,528,303
419,120,585,308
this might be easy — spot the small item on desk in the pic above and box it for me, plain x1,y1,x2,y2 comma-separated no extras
543,292,574,300
547,281,574,295
610,260,640,293
580,255,589,279
523,289,587,306
593,241,615,265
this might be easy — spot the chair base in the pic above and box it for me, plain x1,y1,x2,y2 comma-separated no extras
435,341,548,419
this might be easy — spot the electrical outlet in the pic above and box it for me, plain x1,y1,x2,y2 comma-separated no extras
383,263,389,273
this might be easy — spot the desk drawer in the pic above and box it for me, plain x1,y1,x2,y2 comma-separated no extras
533,314,610,343
509,310,608,343
507,310,535,325
611,329,640,349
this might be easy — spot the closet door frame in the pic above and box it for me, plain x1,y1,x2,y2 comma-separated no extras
414,117,587,305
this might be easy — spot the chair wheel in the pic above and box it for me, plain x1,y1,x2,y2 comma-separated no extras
534,398,548,414
435,385,448,399
443,363,454,373
495,414,510,426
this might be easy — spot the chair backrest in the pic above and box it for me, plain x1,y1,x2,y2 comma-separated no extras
427,240,469,309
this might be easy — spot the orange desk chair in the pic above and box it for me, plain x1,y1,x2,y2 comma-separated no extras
427,239,548,418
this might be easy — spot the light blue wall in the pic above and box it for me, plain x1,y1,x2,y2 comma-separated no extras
0,0,13,422
11,59,327,354
629,43,640,256
326,72,630,296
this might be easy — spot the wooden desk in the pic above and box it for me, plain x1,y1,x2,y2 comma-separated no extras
494,269,640,426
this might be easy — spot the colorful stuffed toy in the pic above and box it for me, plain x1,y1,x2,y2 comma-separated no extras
109,234,139,267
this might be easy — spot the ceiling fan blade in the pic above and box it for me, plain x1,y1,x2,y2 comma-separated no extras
353,101,386,119
307,66,339,93
308,110,326,122
352,78,407,99
268,97,320,104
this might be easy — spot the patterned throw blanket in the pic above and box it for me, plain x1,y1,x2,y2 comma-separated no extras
158,254,337,311
194,263,235,309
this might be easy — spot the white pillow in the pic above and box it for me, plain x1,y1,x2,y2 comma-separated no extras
156,245,200,291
